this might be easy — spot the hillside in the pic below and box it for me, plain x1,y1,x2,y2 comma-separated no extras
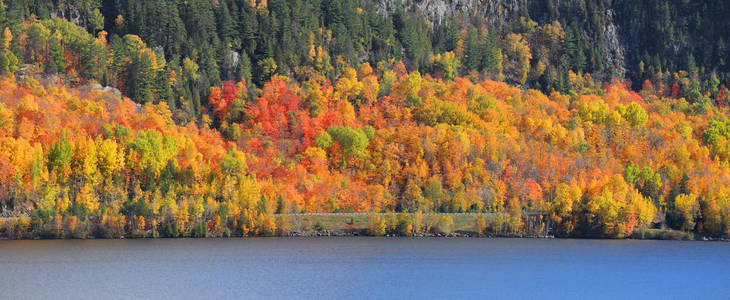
0,64,728,238
0,1,728,107
0,1,728,239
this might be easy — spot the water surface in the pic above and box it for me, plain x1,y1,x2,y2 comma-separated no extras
0,237,728,299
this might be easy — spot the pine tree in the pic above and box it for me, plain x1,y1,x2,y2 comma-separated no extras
132,50,157,104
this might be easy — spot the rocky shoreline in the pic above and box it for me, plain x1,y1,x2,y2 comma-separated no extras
286,230,554,239
3,232,728,241
277,229,729,241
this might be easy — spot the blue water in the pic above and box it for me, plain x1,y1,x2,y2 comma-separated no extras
0,237,728,299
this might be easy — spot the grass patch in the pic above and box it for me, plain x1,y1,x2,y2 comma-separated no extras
277,214,501,236
631,228,693,240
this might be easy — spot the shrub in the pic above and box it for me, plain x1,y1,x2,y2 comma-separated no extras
433,216,454,235
366,214,386,236
396,213,413,236
474,215,487,235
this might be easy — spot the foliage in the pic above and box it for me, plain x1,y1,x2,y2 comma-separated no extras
0,1,729,239
366,214,386,236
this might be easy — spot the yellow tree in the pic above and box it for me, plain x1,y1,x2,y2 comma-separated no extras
503,33,531,85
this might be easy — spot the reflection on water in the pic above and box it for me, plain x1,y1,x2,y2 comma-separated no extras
0,238,728,299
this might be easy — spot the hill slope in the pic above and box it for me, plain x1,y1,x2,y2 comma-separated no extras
0,67,728,238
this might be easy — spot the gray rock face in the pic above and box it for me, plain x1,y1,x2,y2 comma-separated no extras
375,0,526,27
602,9,625,78
51,7,86,28
374,0,626,79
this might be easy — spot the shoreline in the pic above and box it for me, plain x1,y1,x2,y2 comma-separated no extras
1,213,724,241
2,229,725,242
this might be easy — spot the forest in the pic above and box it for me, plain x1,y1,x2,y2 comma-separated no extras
0,0,728,239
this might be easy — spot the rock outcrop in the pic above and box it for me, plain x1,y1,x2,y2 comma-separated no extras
374,0,626,81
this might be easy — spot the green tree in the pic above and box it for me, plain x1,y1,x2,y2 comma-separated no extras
326,125,369,160
132,50,157,104
89,8,104,33
482,30,503,77
619,103,648,127
257,57,277,85
0,28,19,75
47,134,72,176
46,31,65,74
314,131,333,149
433,51,460,80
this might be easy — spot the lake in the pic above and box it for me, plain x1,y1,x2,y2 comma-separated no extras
0,237,728,299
